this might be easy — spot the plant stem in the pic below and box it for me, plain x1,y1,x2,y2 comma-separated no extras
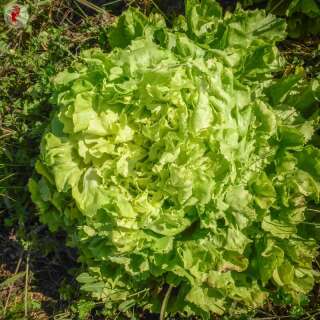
160,285,173,320
24,251,30,318
3,250,24,316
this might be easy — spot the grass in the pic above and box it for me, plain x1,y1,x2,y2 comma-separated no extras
0,1,319,319
0,1,114,318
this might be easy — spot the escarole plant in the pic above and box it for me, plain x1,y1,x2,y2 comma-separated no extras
29,0,320,317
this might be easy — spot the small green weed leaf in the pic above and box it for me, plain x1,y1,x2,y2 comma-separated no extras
0,272,26,290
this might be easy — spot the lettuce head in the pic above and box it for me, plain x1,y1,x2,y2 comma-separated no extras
29,0,320,317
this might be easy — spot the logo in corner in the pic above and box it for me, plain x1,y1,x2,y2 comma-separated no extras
4,2,29,28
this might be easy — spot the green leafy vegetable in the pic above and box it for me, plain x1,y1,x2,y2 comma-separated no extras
241,0,320,38
29,0,320,317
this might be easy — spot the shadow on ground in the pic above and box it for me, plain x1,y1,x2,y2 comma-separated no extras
0,223,79,319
